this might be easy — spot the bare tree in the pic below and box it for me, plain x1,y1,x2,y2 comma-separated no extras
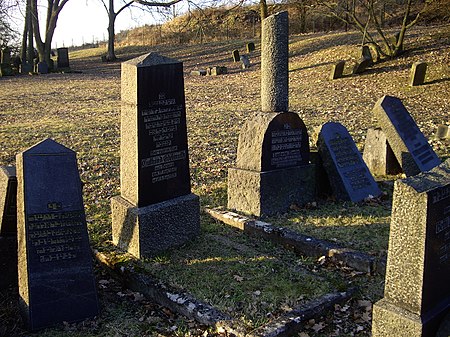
0,0,19,47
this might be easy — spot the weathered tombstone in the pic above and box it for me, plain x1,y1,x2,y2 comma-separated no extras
20,62,33,74
330,60,345,80
16,138,99,331
363,128,402,176
228,11,315,216
373,95,441,176
317,122,381,202
232,49,240,62
37,61,48,74
361,45,373,63
240,55,250,69
409,61,427,86
190,69,207,76
111,53,200,258
352,57,371,74
57,47,70,69
0,47,13,76
0,166,17,235
246,42,256,53
210,66,227,76
436,124,450,140
372,159,450,337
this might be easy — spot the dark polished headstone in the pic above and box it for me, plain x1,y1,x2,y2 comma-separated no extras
17,139,99,331
373,95,441,176
317,122,381,202
56,48,69,69
0,166,17,235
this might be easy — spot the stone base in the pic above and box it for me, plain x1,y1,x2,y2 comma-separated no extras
0,236,17,289
227,165,315,217
372,298,449,337
111,193,200,258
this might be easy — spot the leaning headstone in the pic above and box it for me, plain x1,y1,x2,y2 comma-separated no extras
330,60,345,80
436,125,450,140
363,128,402,176
37,61,48,74
373,95,441,176
372,159,450,337
240,55,250,69
232,49,240,62
317,122,381,202
57,47,70,69
409,61,427,86
246,42,256,53
0,166,17,235
352,57,371,74
16,138,99,331
111,53,200,258
361,45,373,63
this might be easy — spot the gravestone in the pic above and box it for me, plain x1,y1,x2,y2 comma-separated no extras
232,49,240,62
37,61,48,74
361,45,373,63
228,12,315,216
0,166,17,235
352,57,371,74
0,47,13,76
111,52,200,258
436,125,450,140
57,47,70,69
372,159,450,337
247,42,256,53
330,60,345,80
190,69,206,76
373,95,441,176
409,61,427,86
16,138,99,331
240,55,250,69
363,128,402,176
210,66,227,76
317,122,381,202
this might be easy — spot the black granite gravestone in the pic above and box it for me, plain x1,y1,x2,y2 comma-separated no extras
57,48,69,69
17,139,99,331
261,112,309,171
373,95,441,176
317,122,381,202
0,166,17,235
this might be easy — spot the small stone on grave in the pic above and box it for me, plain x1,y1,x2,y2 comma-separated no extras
373,95,441,176
436,124,450,140
232,49,240,62
246,42,256,53
210,66,226,76
330,60,345,80
317,122,381,202
409,61,427,86
372,159,450,337
240,55,250,69
17,138,99,331
0,166,17,235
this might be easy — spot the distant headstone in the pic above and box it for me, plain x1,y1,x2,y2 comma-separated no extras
330,60,345,80
0,47,13,77
20,62,33,74
436,125,450,139
363,128,402,176
37,61,48,74
352,57,371,74
0,166,17,235
57,47,69,69
317,122,381,202
361,45,373,63
373,95,441,176
240,55,250,69
246,42,256,53
190,69,206,76
111,53,200,258
409,61,427,86
261,11,289,112
372,159,450,337
232,49,240,62
228,112,315,216
16,139,99,331
210,66,227,76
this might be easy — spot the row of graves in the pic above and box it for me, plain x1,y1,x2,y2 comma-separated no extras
0,47,70,77
0,11,449,336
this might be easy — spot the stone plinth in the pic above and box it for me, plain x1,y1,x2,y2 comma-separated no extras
372,160,450,337
261,11,289,112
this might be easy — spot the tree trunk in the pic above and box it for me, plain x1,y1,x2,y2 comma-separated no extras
107,12,117,61
260,0,268,20
21,1,29,66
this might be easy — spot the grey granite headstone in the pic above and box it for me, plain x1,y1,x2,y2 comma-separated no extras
228,112,315,216
0,166,17,235
246,42,256,53
56,47,69,69
373,95,441,176
232,49,240,62
409,62,427,86
261,11,289,113
16,138,99,331
363,128,402,176
330,60,345,80
111,52,200,258
372,159,450,337
317,122,381,202
240,55,250,69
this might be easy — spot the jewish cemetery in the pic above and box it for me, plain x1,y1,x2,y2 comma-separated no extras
0,1,449,336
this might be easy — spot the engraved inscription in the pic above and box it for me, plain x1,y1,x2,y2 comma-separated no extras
270,128,302,168
27,210,84,263
432,188,450,264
